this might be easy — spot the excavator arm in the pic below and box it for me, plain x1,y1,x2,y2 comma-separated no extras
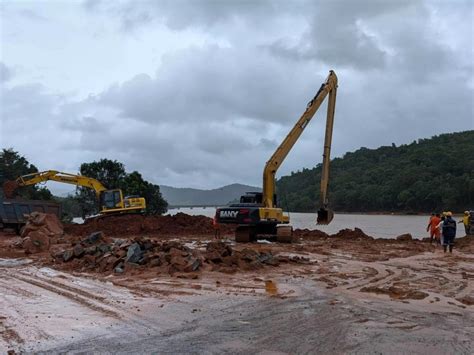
6,170,107,198
262,70,338,223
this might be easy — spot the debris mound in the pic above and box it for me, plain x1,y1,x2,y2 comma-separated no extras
21,212,64,254
295,227,373,241
2,180,19,199
64,213,234,238
331,228,373,240
204,241,283,272
396,233,413,241
294,229,329,240
49,235,307,276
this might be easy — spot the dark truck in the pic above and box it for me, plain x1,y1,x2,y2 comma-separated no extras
0,197,62,232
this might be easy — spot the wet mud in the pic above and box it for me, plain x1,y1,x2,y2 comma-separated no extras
0,213,473,353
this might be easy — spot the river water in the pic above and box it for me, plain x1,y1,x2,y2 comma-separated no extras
167,208,435,239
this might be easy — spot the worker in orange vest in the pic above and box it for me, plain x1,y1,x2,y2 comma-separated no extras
426,213,441,244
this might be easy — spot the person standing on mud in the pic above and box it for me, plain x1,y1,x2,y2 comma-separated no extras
426,213,441,244
458,211,470,235
442,212,457,253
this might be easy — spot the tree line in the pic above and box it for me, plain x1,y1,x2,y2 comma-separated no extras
0,149,168,219
277,131,474,213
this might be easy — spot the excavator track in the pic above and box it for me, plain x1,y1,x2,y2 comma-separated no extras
276,226,294,243
235,226,253,243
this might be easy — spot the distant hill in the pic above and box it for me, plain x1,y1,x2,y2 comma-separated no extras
160,183,261,206
277,131,474,213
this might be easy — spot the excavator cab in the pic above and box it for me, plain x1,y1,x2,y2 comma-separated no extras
100,189,124,210
317,207,334,225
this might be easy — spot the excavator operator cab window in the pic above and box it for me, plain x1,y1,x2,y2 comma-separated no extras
101,190,123,209
240,192,263,204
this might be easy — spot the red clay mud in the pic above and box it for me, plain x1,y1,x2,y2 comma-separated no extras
64,213,235,237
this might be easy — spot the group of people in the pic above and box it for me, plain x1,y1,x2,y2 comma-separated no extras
426,211,471,253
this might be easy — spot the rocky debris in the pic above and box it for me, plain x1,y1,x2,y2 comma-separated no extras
83,231,103,244
203,241,283,272
125,243,143,264
64,213,235,238
396,233,413,241
20,212,64,254
48,235,308,276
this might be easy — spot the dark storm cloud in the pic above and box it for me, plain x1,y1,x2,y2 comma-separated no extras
98,46,319,125
2,1,473,190
84,0,302,31
0,62,12,82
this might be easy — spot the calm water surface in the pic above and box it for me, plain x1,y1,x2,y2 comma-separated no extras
168,207,435,239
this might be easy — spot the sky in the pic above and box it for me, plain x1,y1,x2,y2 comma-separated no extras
1,0,473,195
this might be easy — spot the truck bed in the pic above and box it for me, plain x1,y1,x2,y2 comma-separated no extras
0,198,62,230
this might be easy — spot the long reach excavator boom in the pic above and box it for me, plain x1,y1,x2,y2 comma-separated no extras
3,170,146,215
216,70,338,242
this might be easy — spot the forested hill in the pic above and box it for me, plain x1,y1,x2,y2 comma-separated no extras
160,183,261,206
277,131,474,213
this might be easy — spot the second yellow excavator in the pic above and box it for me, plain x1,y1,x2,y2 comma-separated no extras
3,170,146,215
215,70,338,242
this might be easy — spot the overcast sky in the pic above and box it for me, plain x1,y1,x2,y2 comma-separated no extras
1,0,473,195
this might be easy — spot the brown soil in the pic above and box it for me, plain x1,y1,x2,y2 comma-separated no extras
64,212,235,237
2,180,19,199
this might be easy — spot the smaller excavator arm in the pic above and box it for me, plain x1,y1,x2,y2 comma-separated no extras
8,170,107,198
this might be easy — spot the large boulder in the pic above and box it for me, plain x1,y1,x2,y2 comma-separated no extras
22,230,51,254
20,212,63,254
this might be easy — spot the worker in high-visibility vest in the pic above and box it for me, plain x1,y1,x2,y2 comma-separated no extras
458,211,470,235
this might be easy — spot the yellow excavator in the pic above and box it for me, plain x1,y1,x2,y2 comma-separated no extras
3,170,146,215
215,70,338,242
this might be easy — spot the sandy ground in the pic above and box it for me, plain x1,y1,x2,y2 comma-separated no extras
0,220,473,354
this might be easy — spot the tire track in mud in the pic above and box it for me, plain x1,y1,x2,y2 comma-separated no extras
9,273,121,319
18,271,110,304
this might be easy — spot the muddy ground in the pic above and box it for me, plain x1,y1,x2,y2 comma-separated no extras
0,214,473,354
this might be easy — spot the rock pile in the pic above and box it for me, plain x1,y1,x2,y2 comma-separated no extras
50,236,307,275
52,234,202,274
21,212,64,254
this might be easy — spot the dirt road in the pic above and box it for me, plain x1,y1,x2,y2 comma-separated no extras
1,214,473,353
2,247,473,353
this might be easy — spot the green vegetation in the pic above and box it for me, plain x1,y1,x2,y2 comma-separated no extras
277,131,474,213
0,148,53,200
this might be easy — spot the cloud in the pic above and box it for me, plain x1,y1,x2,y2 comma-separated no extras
1,0,473,193
84,0,301,31
98,45,319,125
0,62,13,83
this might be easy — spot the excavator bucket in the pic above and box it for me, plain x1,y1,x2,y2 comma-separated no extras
3,180,20,199
317,207,334,225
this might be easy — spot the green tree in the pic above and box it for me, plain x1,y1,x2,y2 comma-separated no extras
77,159,168,215
0,148,53,200
276,130,474,213
122,171,168,214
